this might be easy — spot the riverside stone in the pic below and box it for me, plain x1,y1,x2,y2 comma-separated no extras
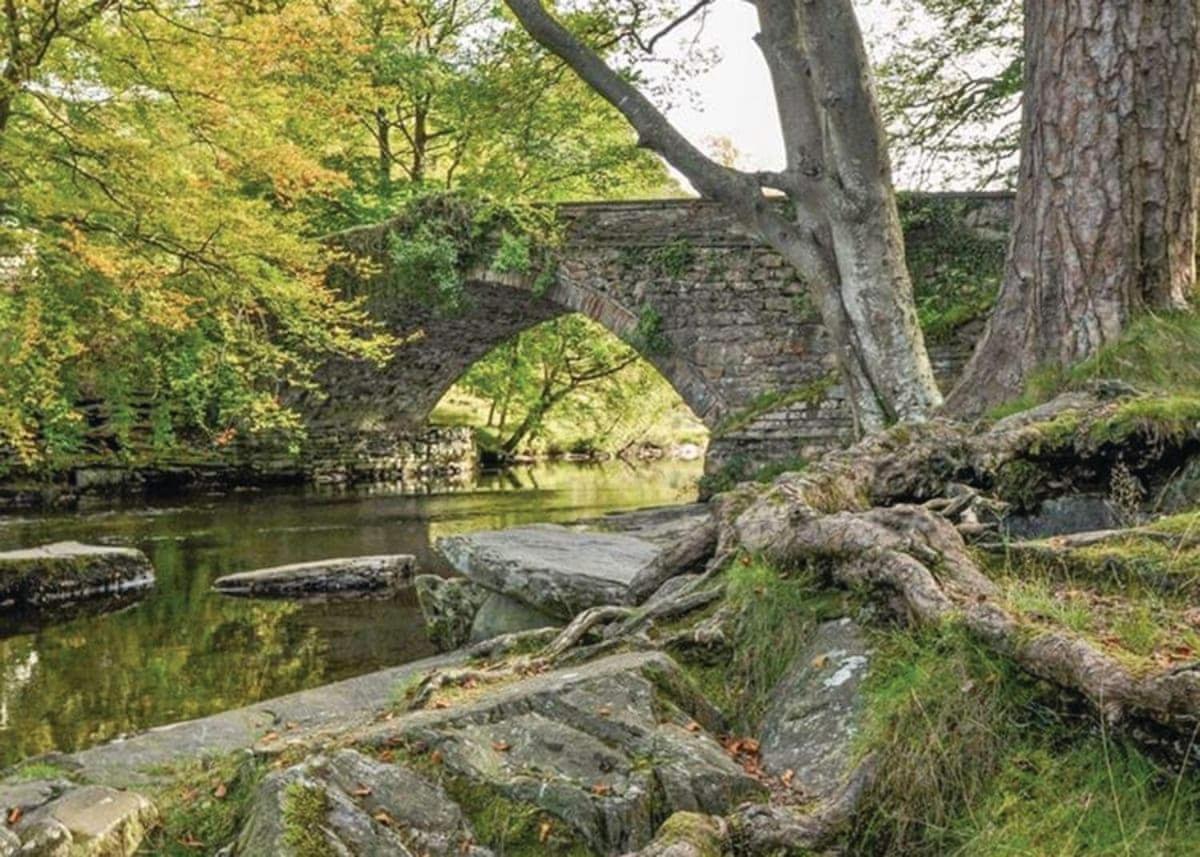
468,591,559,644
758,618,871,800
212,554,414,598
436,524,659,619
8,785,155,857
232,749,490,857
414,575,491,651
0,542,154,609
355,651,764,855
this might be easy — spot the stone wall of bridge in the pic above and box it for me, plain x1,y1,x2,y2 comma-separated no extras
296,193,1013,481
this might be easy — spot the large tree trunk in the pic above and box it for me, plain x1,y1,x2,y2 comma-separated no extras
948,0,1199,415
504,0,942,434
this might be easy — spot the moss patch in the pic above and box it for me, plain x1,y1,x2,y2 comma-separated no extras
282,782,336,857
712,377,836,439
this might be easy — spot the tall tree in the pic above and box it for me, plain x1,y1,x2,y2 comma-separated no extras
948,0,1199,414
504,0,942,434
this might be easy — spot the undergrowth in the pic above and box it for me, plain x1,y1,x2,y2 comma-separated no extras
851,623,1200,856
677,556,844,734
992,310,1200,419
137,752,268,856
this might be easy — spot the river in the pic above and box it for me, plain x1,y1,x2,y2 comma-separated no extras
0,460,702,767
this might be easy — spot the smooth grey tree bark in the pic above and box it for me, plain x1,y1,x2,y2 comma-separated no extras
504,0,942,434
948,0,1199,414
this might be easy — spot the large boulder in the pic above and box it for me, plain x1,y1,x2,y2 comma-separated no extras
0,542,154,609
758,618,872,801
355,651,766,856
1,780,156,857
212,554,414,598
436,524,660,619
232,749,489,856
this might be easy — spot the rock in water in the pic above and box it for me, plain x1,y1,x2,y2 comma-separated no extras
0,541,155,608
759,618,872,800
414,574,491,651
436,524,659,619
212,555,414,598
232,748,490,856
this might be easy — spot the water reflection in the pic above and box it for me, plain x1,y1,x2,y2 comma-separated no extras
0,460,700,766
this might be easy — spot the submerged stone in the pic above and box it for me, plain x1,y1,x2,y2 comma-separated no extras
759,618,871,801
436,524,659,619
212,554,414,598
0,542,154,609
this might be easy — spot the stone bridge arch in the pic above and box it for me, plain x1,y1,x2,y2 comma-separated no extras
299,195,1013,481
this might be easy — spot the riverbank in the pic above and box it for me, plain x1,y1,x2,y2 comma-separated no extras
0,460,702,768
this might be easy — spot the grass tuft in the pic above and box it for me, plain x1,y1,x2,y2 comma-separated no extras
851,623,1200,856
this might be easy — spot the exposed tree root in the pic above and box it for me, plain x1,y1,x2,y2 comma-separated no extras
756,508,1199,743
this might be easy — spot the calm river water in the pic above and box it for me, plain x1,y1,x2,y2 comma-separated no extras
0,460,701,767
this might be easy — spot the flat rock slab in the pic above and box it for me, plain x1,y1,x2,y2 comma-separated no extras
354,651,765,855
38,651,463,788
0,541,154,608
6,782,156,856
578,504,712,548
212,554,415,598
759,618,871,801
436,524,659,619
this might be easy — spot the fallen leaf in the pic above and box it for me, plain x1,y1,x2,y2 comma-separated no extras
538,819,554,843
378,749,396,763
430,750,444,766
261,731,279,743
591,782,612,796
492,741,511,752
177,832,204,848
686,721,701,733
212,782,228,799
433,699,450,709
373,810,395,827
781,769,795,786
596,705,612,717
6,807,22,826
352,784,373,797
810,654,829,669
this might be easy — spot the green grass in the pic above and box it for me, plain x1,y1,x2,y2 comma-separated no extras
851,623,1200,855
980,516,1200,674
670,556,845,733
4,760,75,782
992,310,1200,419
137,753,268,856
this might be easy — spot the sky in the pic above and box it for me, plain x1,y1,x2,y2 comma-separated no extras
647,1,913,180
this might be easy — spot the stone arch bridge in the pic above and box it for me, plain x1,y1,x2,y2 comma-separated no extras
298,195,1012,482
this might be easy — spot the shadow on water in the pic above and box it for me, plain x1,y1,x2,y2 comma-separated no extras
0,459,701,766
